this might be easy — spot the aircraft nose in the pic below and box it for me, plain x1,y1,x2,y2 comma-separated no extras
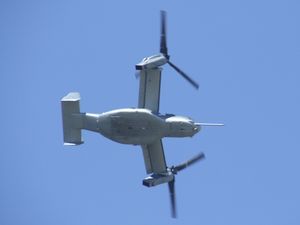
193,123,201,133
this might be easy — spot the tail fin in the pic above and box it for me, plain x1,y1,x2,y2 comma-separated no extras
61,92,84,145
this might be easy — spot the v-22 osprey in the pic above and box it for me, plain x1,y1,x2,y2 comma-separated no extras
61,11,223,218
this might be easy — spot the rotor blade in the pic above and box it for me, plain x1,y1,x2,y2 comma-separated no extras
167,61,199,89
160,10,169,58
168,179,177,218
174,152,205,172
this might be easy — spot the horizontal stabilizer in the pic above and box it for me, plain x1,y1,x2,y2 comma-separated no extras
61,92,83,145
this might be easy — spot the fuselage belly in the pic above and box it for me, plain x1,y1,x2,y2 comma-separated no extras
82,108,200,145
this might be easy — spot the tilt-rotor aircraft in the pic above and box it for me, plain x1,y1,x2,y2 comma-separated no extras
61,11,223,218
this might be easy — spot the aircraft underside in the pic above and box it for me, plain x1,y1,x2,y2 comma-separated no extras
61,10,223,218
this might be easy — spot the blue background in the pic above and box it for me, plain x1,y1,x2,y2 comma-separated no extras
1,0,300,224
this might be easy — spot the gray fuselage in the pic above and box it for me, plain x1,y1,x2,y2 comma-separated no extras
80,108,200,145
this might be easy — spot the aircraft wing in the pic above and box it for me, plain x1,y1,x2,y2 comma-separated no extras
141,139,167,174
138,68,162,113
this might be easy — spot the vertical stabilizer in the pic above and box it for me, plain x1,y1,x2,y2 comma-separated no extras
61,92,83,145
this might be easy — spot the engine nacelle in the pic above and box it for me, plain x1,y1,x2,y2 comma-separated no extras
135,54,168,70
143,173,174,187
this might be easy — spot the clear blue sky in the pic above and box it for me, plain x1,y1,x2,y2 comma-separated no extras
1,0,300,224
